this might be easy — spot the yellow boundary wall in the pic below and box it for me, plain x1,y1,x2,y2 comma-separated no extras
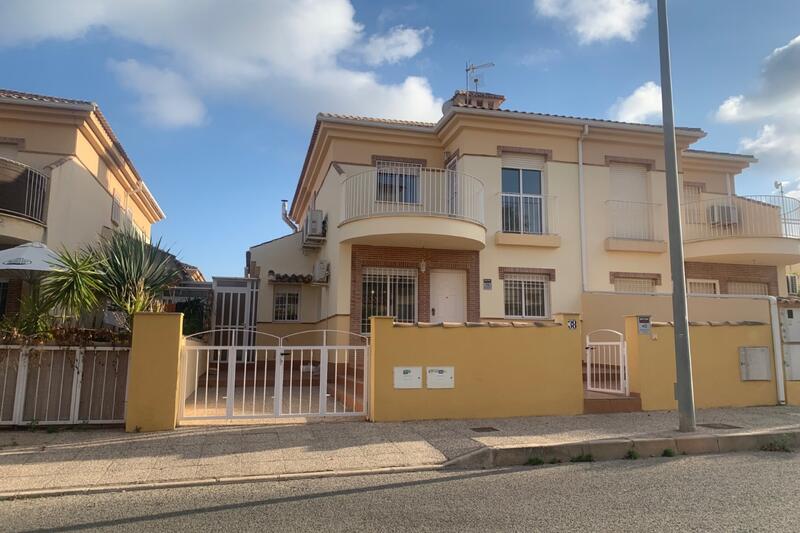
625,316,778,411
369,314,584,422
125,313,183,432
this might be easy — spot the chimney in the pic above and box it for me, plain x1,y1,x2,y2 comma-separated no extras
442,90,505,114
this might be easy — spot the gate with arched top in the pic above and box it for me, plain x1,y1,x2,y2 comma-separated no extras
585,329,628,395
179,329,369,422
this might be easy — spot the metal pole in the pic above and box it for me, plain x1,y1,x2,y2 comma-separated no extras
657,0,696,432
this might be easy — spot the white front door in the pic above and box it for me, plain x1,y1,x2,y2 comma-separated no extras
430,270,466,323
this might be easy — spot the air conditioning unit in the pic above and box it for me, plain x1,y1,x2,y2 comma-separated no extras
302,209,326,248
707,204,739,226
312,260,330,283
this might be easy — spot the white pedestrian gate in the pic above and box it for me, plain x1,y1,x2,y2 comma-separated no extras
585,329,628,395
179,329,369,421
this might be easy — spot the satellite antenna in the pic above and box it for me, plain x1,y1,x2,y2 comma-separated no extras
465,62,495,95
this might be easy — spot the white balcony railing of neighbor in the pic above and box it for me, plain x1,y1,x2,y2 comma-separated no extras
606,200,663,241
0,157,48,224
681,194,800,242
341,167,485,226
501,193,558,235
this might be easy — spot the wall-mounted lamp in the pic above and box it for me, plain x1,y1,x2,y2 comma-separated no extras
419,259,426,273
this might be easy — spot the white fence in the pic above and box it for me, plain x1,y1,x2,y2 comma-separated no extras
585,330,628,395
341,167,485,226
180,330,369,421
681,194,800,241
0,345,130,425
606,200,662,241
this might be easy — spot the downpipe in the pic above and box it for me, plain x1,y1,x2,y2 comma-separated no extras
578,124,589,291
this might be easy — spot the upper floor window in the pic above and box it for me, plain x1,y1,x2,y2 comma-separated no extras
376,160,421,204
501,167,543,234
273,285,300,322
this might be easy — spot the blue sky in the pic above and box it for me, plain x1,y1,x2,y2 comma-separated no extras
1,0,799,277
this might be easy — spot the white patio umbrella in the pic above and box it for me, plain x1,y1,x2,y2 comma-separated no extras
0,241,57,281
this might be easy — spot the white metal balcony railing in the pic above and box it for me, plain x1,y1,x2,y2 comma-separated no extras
501,193,558,235
681,194,800,242
341,167,485,226
606,200,662,241
0,157,48,224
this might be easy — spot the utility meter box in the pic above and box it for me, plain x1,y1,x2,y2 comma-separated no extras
426,367,455,389
393,367,422,389
780,308,800,342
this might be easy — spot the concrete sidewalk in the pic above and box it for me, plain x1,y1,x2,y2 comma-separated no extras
2,406,800,498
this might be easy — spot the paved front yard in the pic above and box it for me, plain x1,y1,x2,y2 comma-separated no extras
2,405,800,496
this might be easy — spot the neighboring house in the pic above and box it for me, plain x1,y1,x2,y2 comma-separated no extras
248,90,800,336
0,88,164,316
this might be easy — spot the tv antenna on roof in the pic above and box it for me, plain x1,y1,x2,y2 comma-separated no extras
465,61,494,94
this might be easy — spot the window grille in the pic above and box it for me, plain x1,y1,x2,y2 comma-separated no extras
728,281,769,296
361,267,417,333
788,275,799,296
375,160,421,204
273,285,300,321
687,279,720,295
613,277,656,293
503,273,550,319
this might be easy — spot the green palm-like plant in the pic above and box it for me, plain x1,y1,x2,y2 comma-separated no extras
43,227,182,331
41,249,103,322
90,227,181,330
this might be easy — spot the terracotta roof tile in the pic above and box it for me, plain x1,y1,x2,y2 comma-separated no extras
0,88,93,107
317,112,436,128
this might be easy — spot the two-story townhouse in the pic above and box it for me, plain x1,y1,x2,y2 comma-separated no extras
0,89,164,316
248,90,799,336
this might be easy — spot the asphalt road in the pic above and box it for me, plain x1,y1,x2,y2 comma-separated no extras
3,451,800,532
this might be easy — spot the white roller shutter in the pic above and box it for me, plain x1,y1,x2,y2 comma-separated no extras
501,153,545,170
610,163,648,203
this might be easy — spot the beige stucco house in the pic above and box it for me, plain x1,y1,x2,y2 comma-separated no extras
248,90,799,336
0,88,164,316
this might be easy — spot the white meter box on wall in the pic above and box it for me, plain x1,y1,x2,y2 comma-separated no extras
426,367,454,389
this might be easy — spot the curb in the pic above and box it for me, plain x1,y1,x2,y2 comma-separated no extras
0,464,444,501
447,429,800,469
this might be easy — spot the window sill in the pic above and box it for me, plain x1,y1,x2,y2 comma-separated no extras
604,237,667,253
495,231,560,248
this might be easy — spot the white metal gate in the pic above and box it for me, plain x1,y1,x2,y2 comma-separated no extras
585,329,628,395
0,345,130,425
179,329,369,421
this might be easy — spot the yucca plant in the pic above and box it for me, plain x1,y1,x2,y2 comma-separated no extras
90,227,182,330
43,227,182,331
41,248,103,323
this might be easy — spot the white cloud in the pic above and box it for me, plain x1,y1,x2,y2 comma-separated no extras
533,0,650,44
715,35,800,189
363,26,431,66
609,81,662,123
109,59,206,128
520,48,561,69
0,0,441,126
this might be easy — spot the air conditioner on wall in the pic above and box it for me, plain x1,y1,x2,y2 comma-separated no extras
302,209,326,248
312,260,330,283
707,204,739,226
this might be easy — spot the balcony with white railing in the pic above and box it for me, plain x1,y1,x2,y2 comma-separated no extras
681,193,800,262
604,200,666,253
0,157,48,245
339,167,487,250
496,193,560,247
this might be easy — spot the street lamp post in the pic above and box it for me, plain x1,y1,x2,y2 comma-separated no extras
657,0,696,432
